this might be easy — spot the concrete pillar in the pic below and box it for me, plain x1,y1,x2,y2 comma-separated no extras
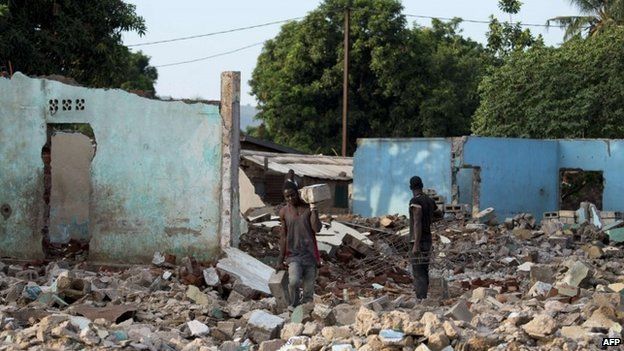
220,72,241,248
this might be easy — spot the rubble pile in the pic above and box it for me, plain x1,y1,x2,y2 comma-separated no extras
0,203,621,350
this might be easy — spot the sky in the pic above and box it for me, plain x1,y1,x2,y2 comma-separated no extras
122,0,578,105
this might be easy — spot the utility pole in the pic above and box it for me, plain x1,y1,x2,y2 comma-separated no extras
341,6,350,157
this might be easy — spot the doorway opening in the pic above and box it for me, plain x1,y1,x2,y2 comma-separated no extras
41,123,96,259
559,169,603,211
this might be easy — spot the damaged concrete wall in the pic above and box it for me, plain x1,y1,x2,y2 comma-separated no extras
558,139,624,211
0,73,231,262
353,136,624,220
461,137,560,220
353,138,452,217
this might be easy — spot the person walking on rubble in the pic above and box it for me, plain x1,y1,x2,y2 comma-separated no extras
409,176,439,300
275,181,322,309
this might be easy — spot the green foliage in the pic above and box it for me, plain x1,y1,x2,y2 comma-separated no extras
486,0,543,59
0,0,157,93
473,26,624,139
498,0,522,14
250,0,490,155
547,0,624,40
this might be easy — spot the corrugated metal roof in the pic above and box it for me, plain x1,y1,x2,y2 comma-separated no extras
241,150,352,181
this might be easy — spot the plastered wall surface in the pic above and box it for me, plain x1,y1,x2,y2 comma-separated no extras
0,74,225,262
353,138,452,217
461,137,560,220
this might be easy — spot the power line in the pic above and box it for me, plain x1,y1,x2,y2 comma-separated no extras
127,17,302,47
130,13,568,49
405,13,568,28
154,41,265,68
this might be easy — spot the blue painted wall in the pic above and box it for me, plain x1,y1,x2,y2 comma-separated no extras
0,74,227,262
558,139,624,211
353,138,452,217
354,137,624,220
461,137,560,219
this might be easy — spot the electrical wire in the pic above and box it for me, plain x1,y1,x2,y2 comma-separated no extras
127,17,302,47
154,41,265,68
405,13,568,28
129,12,567,48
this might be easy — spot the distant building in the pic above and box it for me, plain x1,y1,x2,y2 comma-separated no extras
240,150,352,213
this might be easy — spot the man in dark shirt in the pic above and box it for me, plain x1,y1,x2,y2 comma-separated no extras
409,176,438,299
275,182,322,308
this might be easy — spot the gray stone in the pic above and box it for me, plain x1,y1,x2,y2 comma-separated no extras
445,299,472,323
202,267,220,287
268,270,289,311
311,303,336,326
247,310,284,343
187,320,209,336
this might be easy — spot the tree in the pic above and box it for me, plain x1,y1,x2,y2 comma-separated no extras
250,0,489,155
472,26,624,139
547,0,624,40
0,0,157,93
486,0,543,59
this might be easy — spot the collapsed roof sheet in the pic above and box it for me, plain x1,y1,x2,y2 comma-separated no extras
241,150,353,181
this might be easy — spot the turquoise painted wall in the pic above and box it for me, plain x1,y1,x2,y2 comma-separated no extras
0,74,224,263
353,138,452,217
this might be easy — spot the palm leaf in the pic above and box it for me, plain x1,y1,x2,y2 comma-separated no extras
547,15,596,40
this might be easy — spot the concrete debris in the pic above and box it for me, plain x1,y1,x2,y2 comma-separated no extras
187,320,209,336
0,204,621,350
299,184,331,204
216,247,273,294
202,267,220,287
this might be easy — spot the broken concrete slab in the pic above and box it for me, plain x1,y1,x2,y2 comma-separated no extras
582,306,620,331
217,247,273,295
474,207,496,225
527,281,556,299
299,184,331,204
318,221,373,249
606,227,624,243
445,299,472,323
247,310,284,343
269,270,289,311
202,267,220,287
521,314,558,339
561,261,592,287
